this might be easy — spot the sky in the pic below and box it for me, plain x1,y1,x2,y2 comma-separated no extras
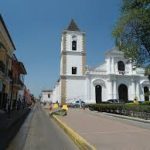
0,0,122,97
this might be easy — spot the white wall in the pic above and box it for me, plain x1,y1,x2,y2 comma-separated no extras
66,78,86,103
66,55,83,75
65,33,84,52
60,31,85,76
41,91,51,102
51,82,60,103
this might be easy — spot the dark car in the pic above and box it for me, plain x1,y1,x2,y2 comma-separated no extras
107,99,120,103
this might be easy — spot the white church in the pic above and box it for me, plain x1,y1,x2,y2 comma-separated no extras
51,20,150,104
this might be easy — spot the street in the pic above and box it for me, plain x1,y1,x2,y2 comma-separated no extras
7,104,78,150
6,104,150,150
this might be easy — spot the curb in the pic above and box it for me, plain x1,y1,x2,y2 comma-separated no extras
103,113,150,123
51,114,96,150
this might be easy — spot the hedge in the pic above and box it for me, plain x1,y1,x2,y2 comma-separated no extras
88,103,150,119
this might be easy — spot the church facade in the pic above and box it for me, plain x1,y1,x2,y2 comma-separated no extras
51,20,150,104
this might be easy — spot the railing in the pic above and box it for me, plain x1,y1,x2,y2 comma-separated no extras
118,71,125,75
117,71,130,75
18,79,24,86
13,79,24,87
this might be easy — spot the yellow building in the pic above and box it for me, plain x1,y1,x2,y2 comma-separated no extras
0,14,16,110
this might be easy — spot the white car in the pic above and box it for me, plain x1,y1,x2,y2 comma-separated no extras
70,100,85,108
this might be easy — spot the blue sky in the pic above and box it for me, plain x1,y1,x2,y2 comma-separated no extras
0,0,121,97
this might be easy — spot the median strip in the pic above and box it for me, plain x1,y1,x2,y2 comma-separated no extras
51,114,96,150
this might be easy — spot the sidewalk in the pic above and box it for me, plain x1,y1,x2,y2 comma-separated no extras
0,108,31,150
54,108,150,150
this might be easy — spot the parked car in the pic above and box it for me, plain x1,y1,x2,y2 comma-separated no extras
70,100,85,108
107,99,120,103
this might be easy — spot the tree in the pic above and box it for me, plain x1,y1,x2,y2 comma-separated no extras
112,0,150,66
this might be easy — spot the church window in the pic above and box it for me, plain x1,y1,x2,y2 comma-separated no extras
118,61,125,71
72,67,77,74
72,41,77,50
48,94,50,98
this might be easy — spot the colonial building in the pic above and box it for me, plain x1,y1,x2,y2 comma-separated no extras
0,14,28,110
0,15,16,109
51,20,150,104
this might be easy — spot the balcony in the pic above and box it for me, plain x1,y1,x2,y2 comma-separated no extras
117,70,130,75
18,79,24,87
13,78,24,88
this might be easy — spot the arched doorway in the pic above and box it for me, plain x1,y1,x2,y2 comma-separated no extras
95,85,102,103
118,84,128,102
144,86,149,101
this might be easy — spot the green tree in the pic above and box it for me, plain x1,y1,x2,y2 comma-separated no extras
113,0,150,66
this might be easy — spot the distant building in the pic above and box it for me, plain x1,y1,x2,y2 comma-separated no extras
51,19,150,104
41,90,52,102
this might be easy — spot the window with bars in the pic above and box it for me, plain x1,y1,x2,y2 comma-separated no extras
72,41,77,50
72,67,77,74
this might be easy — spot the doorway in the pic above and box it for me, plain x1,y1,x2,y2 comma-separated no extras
118,84,128,102
95,85,102,103
144,86,149,101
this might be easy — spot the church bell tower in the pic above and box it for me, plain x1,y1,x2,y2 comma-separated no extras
60,19,86,104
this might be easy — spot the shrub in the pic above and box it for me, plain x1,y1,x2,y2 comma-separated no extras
88,103,150,113
140,101,150,105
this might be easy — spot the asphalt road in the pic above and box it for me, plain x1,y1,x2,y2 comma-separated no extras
7,104,78,150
